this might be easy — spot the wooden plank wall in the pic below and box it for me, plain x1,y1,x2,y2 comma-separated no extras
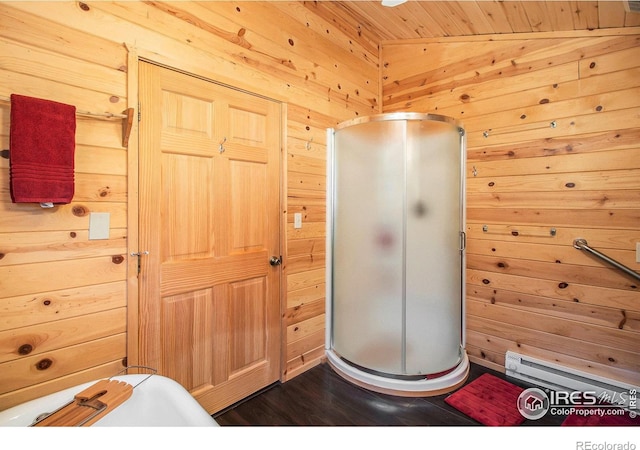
0,3,130,410
381,30,640,386
0,1,378,410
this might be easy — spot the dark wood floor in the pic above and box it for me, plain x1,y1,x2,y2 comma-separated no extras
213,361,566,426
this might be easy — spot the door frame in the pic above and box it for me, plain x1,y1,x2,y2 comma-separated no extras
124,50,287,381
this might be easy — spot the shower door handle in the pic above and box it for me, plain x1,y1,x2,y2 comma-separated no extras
269,256,282,266
459,231,466,252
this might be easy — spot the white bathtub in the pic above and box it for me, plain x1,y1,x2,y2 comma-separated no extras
0,374,219,427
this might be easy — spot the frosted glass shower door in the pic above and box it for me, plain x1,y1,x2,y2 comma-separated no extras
331,119,406,374
405,120,463,375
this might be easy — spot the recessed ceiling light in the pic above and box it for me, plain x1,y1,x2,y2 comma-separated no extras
381,0,408,7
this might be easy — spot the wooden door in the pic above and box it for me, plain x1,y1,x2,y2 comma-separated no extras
138,61,282,414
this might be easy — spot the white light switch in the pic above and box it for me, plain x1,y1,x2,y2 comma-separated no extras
294,213,302,229
89,212,110,240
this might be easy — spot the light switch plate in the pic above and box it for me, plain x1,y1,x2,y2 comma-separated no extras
294,213,302,229
89,212,110,240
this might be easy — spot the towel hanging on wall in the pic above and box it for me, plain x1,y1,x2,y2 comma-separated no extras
9,94,76,204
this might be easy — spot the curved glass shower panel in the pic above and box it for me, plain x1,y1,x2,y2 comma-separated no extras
332,119,406,374
404,119,463,375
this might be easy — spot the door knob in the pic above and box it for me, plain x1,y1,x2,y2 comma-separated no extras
269,256,282,266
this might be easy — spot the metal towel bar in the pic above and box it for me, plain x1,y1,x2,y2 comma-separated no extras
573,238,640,282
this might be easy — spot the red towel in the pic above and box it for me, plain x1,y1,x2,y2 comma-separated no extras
10,94,76,204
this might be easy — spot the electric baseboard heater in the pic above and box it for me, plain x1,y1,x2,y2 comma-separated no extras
505,351,639,410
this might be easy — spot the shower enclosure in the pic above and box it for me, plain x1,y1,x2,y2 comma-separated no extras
326,113,469,396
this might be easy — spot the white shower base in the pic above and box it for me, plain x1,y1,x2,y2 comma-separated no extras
326,349,469,397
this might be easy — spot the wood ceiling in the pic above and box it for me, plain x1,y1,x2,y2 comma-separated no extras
311,1,640,41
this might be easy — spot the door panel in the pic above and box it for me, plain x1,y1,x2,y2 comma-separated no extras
160,75,216,157
138,61,281,414
162,153,213,261
161,288,214,390
230,160,267,251
229,277,267,373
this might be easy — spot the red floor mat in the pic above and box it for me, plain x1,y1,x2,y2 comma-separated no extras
562,407,640,426
445,373,525,426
